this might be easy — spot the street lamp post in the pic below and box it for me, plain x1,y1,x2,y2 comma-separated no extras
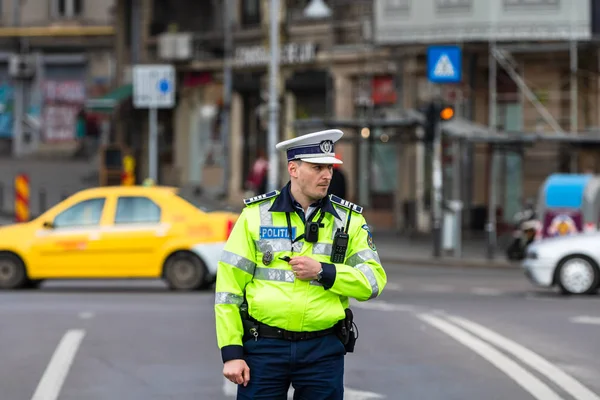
266,0,332,192
266,0,280,193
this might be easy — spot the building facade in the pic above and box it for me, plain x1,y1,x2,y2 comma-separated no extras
0,0,116,157
374,0,600,232
114,0,600,232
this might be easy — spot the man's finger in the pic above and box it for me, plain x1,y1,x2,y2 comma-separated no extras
243,366,251,386
235,373,244,384
291,257,307,263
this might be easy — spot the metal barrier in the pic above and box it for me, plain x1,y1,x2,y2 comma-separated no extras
14,174,30,223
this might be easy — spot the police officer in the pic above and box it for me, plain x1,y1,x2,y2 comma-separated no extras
214,129,387,399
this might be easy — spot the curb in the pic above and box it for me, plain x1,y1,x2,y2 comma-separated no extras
379,256,519,270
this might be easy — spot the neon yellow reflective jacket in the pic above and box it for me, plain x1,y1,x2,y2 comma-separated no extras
214,188,387,362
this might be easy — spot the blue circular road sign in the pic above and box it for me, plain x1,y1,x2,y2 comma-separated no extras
158,79,170,94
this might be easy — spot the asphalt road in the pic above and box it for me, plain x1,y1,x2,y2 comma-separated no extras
2,264,600,400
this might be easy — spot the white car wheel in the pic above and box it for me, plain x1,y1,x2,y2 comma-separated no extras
557,256,599,295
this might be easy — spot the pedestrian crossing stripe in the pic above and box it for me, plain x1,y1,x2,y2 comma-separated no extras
433,54,455,78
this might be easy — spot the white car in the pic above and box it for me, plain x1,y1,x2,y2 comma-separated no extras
523,232,600,295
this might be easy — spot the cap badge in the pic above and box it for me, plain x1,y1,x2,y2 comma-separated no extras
319,140,333,153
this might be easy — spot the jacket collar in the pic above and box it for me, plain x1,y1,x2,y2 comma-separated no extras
269,182,341,220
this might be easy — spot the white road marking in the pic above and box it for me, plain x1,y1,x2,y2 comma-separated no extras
471,287,504,296
78,311,94,320
350,299,415,312
448,315,600,400
420,284,454,293
570,316,600,326
417,313,564,400
31,329,86,400
222,378,384,399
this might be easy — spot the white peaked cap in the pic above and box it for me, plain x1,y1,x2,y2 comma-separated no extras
275,129,344,164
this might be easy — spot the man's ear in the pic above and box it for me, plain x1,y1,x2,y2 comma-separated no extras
288,161,299,178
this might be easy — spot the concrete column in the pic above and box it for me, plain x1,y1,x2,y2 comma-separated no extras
228,92,244,201
174,91,195,184
284,92,296,141
331,70,356,201
114,0,127,87
139,0,153,63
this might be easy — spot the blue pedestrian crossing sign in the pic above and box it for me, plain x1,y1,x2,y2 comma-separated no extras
427,46,462,84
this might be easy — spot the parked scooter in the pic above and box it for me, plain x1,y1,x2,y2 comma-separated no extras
506,204,540,261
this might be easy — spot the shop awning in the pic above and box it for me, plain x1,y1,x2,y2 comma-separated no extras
86,84,132,114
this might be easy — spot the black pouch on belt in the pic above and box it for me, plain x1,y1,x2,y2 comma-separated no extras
240,302,259,342
335,308,358,353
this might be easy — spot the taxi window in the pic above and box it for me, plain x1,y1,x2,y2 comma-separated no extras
114,196,161,224
53,198,106,228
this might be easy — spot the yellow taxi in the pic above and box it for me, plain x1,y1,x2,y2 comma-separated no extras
0,186,239,290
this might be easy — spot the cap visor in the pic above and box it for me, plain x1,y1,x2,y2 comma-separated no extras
299,156,343,165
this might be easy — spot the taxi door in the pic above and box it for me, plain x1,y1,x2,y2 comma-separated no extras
95,195,170,277
29,196,109,277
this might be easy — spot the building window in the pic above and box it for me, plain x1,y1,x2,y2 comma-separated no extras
241,0,260,27
54,0,83,18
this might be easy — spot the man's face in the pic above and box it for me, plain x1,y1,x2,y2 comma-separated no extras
290,161,333,200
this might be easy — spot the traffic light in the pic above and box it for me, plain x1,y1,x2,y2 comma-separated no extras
423,102,454,143
440,106,454,121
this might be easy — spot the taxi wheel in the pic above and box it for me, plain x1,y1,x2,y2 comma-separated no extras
0,253,28,290
163,252,206,291
556,255,600,295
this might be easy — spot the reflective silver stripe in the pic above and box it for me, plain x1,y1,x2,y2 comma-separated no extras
356,263,380,299
215,292,244,306
220,250,256,275
332,207,347,240
259,201,273,226
346,249,381,267
310,280,323,286
312,242,332,256
255,239,304,254
254,267,295,283
256,239,287,253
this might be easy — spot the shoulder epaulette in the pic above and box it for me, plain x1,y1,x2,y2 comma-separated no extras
243,190,279,206
330,195,363,214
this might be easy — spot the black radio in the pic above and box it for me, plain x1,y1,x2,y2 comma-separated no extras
330,229,349,263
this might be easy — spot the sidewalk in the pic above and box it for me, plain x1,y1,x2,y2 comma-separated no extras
373,231,517,269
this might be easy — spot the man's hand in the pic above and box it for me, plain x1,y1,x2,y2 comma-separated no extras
289,256,321,281
223,359,250,386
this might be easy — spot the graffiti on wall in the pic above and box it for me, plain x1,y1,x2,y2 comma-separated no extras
0,83,14,138
42,80,86,142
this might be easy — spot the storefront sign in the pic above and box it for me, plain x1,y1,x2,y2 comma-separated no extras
235,43,317,67
371,76,397,105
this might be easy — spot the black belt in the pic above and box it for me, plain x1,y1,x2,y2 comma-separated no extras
253,321,336,341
